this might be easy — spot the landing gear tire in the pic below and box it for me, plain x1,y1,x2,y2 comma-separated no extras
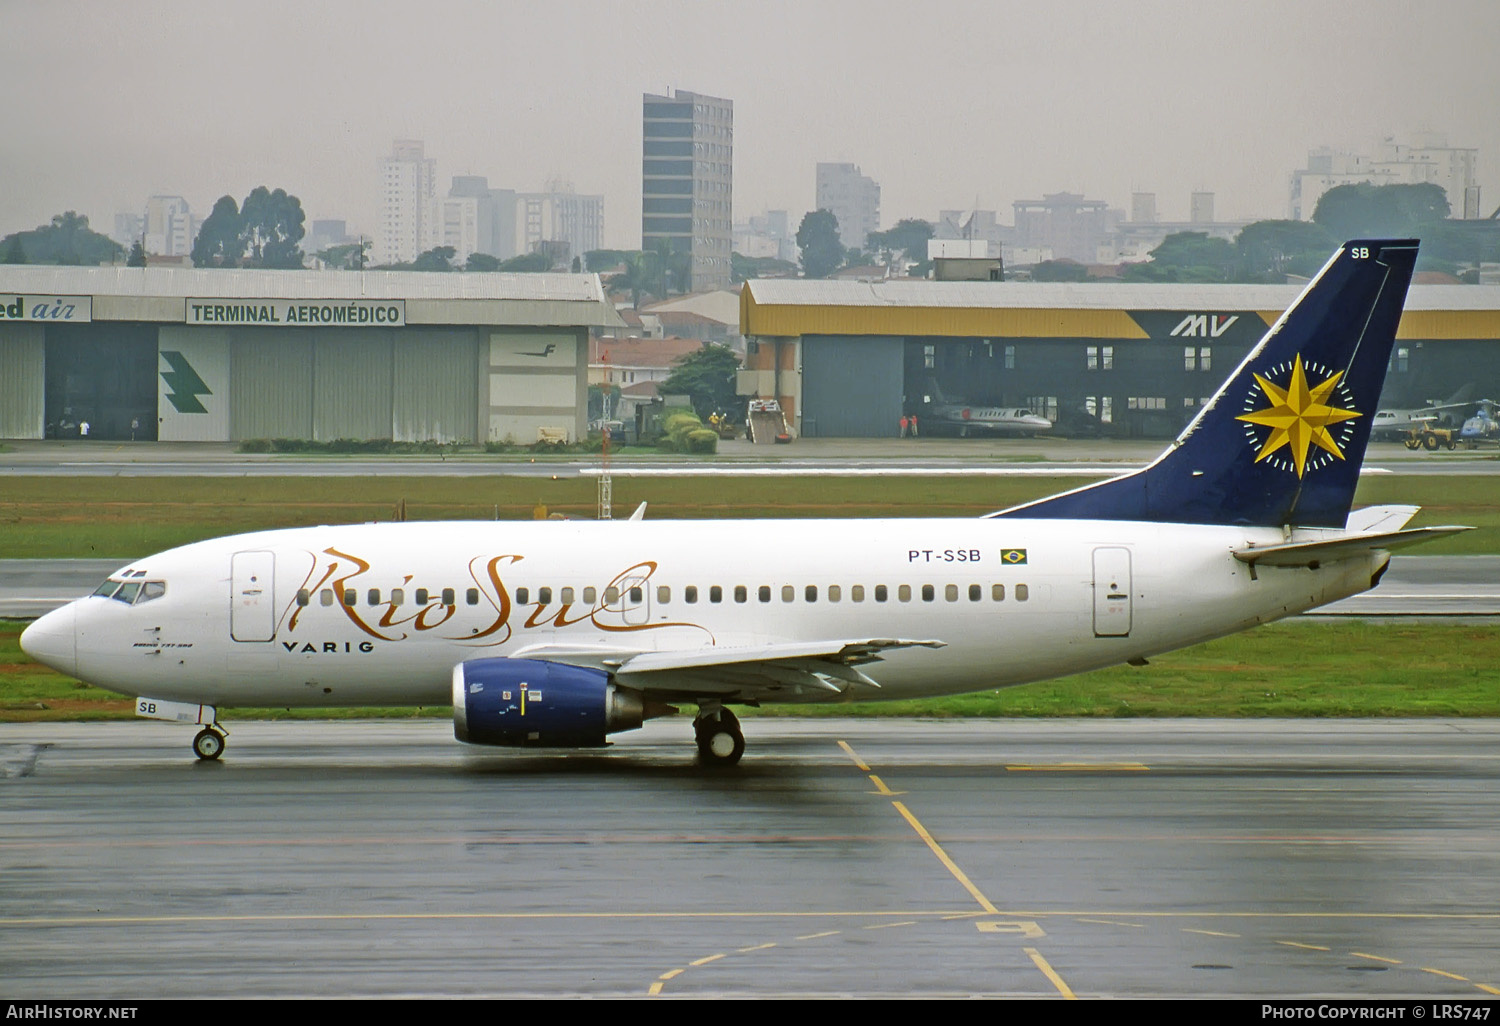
193,727,226,761
694,708,745,766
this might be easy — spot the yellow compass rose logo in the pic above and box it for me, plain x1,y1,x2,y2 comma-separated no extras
1235,354,1362,478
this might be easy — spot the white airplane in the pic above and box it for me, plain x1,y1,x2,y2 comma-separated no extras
21,240,1466,765
1370,386,1478,440
921,380,1053,437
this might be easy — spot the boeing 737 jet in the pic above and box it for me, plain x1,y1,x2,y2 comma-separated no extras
21,240,1466,765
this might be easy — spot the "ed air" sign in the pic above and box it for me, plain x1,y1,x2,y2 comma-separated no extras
0,295,92,322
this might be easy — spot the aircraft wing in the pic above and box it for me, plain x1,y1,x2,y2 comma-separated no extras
1233,526,1471,568
507,638,946,700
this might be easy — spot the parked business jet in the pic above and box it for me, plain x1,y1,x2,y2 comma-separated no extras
921,379,1053,436
21,240,1466,765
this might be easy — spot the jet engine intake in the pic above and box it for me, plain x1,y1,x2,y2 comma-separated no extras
452,658,647,747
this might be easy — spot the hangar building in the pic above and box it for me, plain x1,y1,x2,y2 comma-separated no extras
738,279,1500,438
0,267,622,443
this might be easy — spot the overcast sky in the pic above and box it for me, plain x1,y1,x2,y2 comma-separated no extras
3,0,1497,250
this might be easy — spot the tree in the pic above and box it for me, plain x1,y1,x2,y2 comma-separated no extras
1122,231,1236,283
464,252,501,272
1031,259,1090,282
867,218,935,264
498,251,552,273
319,239,371,270
0,212,122,265
731,252,797,283
411,246,457,271
127,239,147,267
796,209,844,279
239,186,306,268
1233,220,1336,281
1312,182,1450,239
584,249,632,272
192,196,244,267
659,343,742,421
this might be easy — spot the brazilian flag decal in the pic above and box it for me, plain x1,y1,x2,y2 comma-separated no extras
1000,548,1028,565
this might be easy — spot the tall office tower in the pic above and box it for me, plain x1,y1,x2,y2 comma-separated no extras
815,163,881,250
642,89,733,292
1130,193,1158,223
143,196,196,257
518,181,604,265
378,139,438,265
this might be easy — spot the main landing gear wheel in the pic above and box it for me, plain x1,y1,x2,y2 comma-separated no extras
694,708,745,766
192,727,226,761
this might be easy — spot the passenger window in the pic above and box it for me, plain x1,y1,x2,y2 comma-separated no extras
992,584,1005,601
898,585,912,602
605,586,620,603
342,589,356,606
416,588,430,604
805,585,817,602
296,589,311,607
875,585,887,602
758,586,771,603
1015,584,1030,601
629,586,643,603
538,587,552,604
685,586,698,603
709,585,722,603
969,584,981,602
466,588,479,605
734,585,747,603
320,589,334,606
391,588,404,606
441,588,455,605
782,585,794,602
828,585,840,602
584,587,597,604
945,584,958,602
561,587,575,604
656,586,670,603
921,584,934,602
515,587,529,604
851,585,865,602
367,588,381,606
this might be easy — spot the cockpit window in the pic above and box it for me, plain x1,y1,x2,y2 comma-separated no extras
93,578,165,604
138,581,166,604
113,581,142,604
93,579,121,597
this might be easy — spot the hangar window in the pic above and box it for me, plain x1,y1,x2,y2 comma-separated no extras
1004,345,1015,369
1393,346,1410,372
923,345,936,370
1087,346,1113,371
851,585,865,602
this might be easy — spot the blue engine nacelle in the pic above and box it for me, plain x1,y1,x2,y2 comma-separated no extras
451,658,647,748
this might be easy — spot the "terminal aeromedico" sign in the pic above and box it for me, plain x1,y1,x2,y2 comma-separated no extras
185,299,406,326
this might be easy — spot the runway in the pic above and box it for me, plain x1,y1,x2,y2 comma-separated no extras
2,718,1497,999
5,556,1496,619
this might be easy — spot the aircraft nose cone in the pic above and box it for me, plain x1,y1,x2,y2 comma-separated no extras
20,604,77,677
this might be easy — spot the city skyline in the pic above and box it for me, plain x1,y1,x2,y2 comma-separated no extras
3,0,1497,253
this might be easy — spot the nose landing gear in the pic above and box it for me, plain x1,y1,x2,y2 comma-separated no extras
192,726,227,761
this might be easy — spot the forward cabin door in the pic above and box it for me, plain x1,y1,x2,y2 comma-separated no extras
1092,546,1132,637
230,550,276,642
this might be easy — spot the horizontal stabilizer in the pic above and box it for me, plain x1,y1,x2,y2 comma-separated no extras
1233,526,1471,568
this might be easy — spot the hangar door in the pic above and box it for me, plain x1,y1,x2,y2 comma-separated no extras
800,336,903,438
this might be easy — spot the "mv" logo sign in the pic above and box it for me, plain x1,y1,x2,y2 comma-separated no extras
1170,314,1239,338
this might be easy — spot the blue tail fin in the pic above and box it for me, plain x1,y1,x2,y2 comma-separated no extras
993,239,1419,527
